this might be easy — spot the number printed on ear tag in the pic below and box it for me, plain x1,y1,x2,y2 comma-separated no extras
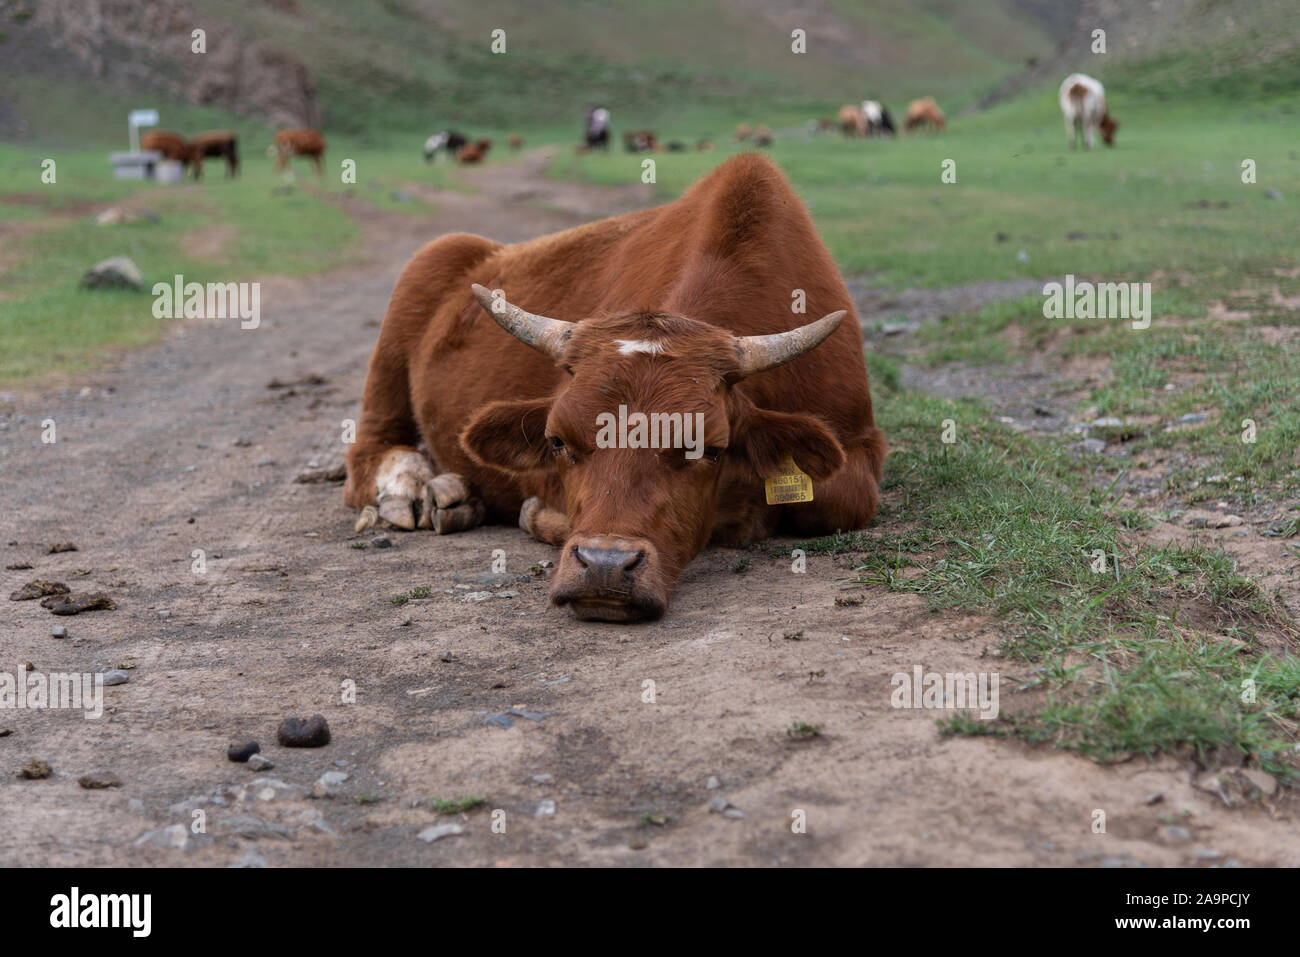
765,456,814,505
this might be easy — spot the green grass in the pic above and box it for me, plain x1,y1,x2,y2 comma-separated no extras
430,795,488,814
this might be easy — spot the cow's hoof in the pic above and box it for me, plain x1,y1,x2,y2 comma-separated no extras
354,504,379,533
373,449,437,530
433,500,485,535
519,496,542,533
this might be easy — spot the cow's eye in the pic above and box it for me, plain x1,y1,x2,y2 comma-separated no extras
549,436,566,452
703,446,723,463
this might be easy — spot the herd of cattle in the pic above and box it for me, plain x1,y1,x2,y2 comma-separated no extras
140,127,327,177
136,72,1116,190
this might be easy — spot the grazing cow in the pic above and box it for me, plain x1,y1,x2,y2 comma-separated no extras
424,130,467,163
622,129,658,153
734,122,752,142
508,134,524,151
1059,73,1117,149
838,104,867,137
904,97,946,132
457,139,492,164
141,131,202,178
274,128,326,175
753,124,773,148
862,100,895,136
344,153,887,622
190,131,239,178
585,107,610,151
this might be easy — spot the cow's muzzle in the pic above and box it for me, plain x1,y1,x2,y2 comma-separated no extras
550,535,666,622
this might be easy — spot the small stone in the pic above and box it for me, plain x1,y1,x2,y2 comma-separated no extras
247,754,275,772
531,773,554,784
462,591,493,602
1164,825,1191,843
135,824,192,850
230,850,269,868
418,823,465,842
101,670,130,686
312,770,348,798
535,799,556,816
706,776,721,790
372,537,392,549
1264,187,1283,201
495,590,519,599
227,741,260,762
277,714,331,747
1145,790,1164,805
708,796,729,813
723,808,747,819
80,256,143,291
1091,417,1124,428
18,759,52,779
51,626,68,638
216,814,293,840
628,838,648,850
1191,848,1222,860
505,707,546,722
1177,412,1207,424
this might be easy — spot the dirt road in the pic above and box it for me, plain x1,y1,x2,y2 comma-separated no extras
3,151,1295,866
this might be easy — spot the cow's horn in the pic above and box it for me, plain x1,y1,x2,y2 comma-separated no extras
470,283,575,360
732,310,847,378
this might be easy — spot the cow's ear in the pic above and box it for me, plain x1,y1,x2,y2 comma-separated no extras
460,398,553,473
737,407,845,481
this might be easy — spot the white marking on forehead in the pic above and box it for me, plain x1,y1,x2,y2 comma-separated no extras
615,339,665,356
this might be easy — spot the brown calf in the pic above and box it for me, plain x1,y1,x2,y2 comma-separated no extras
904,97,946,132
273,128,326,175
191,130,239,178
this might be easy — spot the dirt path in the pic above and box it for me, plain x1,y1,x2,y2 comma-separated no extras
3,150,1295,867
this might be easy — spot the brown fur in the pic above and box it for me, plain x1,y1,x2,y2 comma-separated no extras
141,131,203,178
273,128,326,174
904,97,946,132
838,104,867,137
190,130,239,178
456,139,492,164
345,154,887,618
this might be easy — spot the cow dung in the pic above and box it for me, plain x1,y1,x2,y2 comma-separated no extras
277,714,331,748
18,759,52,780
9,580,70,601
40,593,116,615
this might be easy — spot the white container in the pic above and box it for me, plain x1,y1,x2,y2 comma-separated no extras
154,160,185,184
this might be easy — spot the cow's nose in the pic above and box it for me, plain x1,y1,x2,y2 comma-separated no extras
573,545,644,579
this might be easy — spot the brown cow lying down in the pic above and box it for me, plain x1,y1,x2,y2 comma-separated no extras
345,153,887,622
273,128,326,174
141,131,202,178
904,97,946,132
191,130,239,178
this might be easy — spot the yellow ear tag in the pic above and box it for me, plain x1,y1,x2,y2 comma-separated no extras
765,456,814,505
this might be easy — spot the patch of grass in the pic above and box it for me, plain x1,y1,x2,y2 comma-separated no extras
430,795,488,814
786,721,822,739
